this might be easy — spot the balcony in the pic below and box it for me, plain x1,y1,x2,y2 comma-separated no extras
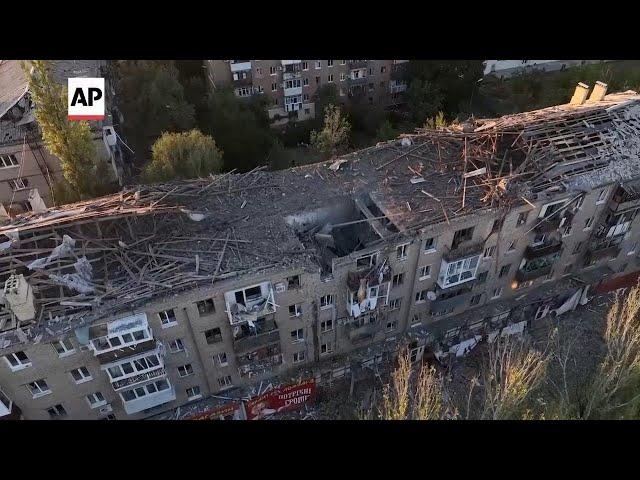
95,339,156,364
349,60,368,69
611,183,640,212
232,75,253,87
534,216,562,233
237,343,282,378
347,266,391,291
111,366,166,391
281,60,302,66
233,328,280,354
523,241,563,260
516,264,552,282
230,61,252,73
284,86,302,97
389,81,407,94
346,320,380,344
224,283,276,325
443,241,484,262
431,291,472,315
348,76,368,86
584,244,621,264
122,384,176,415
595,221,631,239
283,71,301,81
89,313,154,360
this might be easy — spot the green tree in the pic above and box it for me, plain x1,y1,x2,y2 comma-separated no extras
23,60,115,199
314,84,340,121
142,129,223,182
310,104,351,158
116,61,195,163
376,119,397,141
203,88,274,172
406,79,444,125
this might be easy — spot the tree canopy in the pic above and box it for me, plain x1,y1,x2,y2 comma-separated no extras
310,104,351,158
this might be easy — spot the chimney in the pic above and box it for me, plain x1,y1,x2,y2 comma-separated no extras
570,82,590,105
3,274,35,322
587,81,608,103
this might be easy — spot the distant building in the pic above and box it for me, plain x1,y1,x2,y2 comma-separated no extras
0,60,126,218
206,60,410,126
483,60,604,79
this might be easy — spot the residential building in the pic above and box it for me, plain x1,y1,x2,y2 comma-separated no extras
1,83,639,419
0,60,126,219
482,60,605,79
206,60,410,126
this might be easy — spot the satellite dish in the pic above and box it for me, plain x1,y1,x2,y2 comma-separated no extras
427,291,437,301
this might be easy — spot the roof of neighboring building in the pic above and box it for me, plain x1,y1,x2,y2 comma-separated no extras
0,60,29,120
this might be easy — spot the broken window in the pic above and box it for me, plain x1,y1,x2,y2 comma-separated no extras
491,287,503,299
396,243,409,260
415,290,428,303
288,304,302,317
27,379,51,397
491,219,503,234
291,328,304,342
392,273,404,287
47,404,67,418
293,351,305,363
204,328,222,345
452,227,474,249
178,364,194,377
508,241,517,252
584,217,594,229
484,246,496,258
516,211,529,227
169,338,185,353
356,253,378,269
424,237,437,252
597,188,609,204
197,298,215,315
470,294,482,306
70,367,92,383
158,309,177,327
218,376,233,388
321,319,334,332
216,352,228,366
386,320,397,331
499,264,511,278
320,342,333,355
287,275,301,289
418,265,431,280
573,242,583,255
186,386,202,401
51,339,75,357
389,298,401,310
477,271,488,284
320,294,334,308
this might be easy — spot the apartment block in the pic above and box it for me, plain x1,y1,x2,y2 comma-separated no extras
483,60,605,79
206,60,410,126
1,84,639,420
0,60,126,219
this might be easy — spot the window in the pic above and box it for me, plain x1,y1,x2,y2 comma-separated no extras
573,242,583,255
159,309,177,327
291,328,304,342
287,275,301,289
303,93,309,101
424,237,436,252
540,200,567,219
169,338,185,353
47,404,67,419
197,298,215,315
51,339,75,357
204,328,222,345
70,367,92,384
27,379,51,398
235,87,252,97
563,224,573,237
392,273,404,287
320,294,334,309
320,342,333,355
218,375,233,389
411,314,421,326
186,386,202,401
386,320,397,332
293,351,305,363
340,72,346,81
516,211,529,227
368,68,373,76
86,392,106,408
470,294,482,306
389,298,402,310
0,154,19,168
499,264,511,278
477,271,488,284
491,287,503,299
415,290,428,304
327,60,333,67
256,67,263,75
491,219,503,233
629,242,638,255
597,188,608,204
418,265,431,280
289,304,302,317
316,76,320,85
452,227,474,248
441,255,480,287
356,253,378,269
380,66,387,73
321,319,334,332
327,74,334,82
341,60,346,65
271,82,278,91
178,364,194,377
269,66,277,75
584,217,594,230
484,246,496,258
121,379,170,403
315,61,321,69
303,78,309,86
8,178,29,191
533,233,546,246
396,243,409,260
304,108,310,115
507,240,517,252
216,352,228,367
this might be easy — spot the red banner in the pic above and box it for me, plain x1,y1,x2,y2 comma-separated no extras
186,401,242,421
246,379,316,420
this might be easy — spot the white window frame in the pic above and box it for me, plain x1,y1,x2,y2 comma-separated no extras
418,265,431,280
47,404,67,418
532,233,546,246
415,290,428,304
340,72,346,82
186,386,202,401
539,199,569,219
303,78,309,87
289,304,302,317
596,187,609,205
291,328,304,343
120,379,171,403
440,255,480,288
327,60,334,67
396,243,409,260
52,338,75,357
158,309,178,328
218,375,233,389
315,61,322,69
216,352,228,367
177,364,194,378
320,319,334,332
70,366,93,384
106,353,161,382
389,298,401,310
491,287,503,299
0,154,19,168
484,246,496,258
302,61,308,71
320,294,334,309
507,240,517,252
628,242,638,256
424,237,437,253
293,351,305,363
562,224,572,237
320,342,333,356
91,327,150,353
4,351,32,371
584,216,594,230
269,66,277,75
8,178,29,191
168,338,185,353
27,379,51,398
86,391,107,409
327,74,334,83
356,252,378,269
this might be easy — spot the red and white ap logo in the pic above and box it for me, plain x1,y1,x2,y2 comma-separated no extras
68,78,105,121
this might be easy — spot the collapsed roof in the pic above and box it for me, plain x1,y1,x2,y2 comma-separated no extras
0,89,639,350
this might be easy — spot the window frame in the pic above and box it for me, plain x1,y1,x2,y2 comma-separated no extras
177,364,194,378
27,379,51,398
158,309,178,328
86,391,107,409
70,366,93,384
4,351,32,371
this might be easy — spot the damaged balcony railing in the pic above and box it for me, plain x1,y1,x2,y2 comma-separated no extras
523,240,563,260
224,283,277,326
233,328,280,354
345,316,381,343
111,366,166,391
237,343,283,378
584,240,622,265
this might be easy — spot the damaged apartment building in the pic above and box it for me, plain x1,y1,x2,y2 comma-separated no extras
0,60,127,219
1,82,640,420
